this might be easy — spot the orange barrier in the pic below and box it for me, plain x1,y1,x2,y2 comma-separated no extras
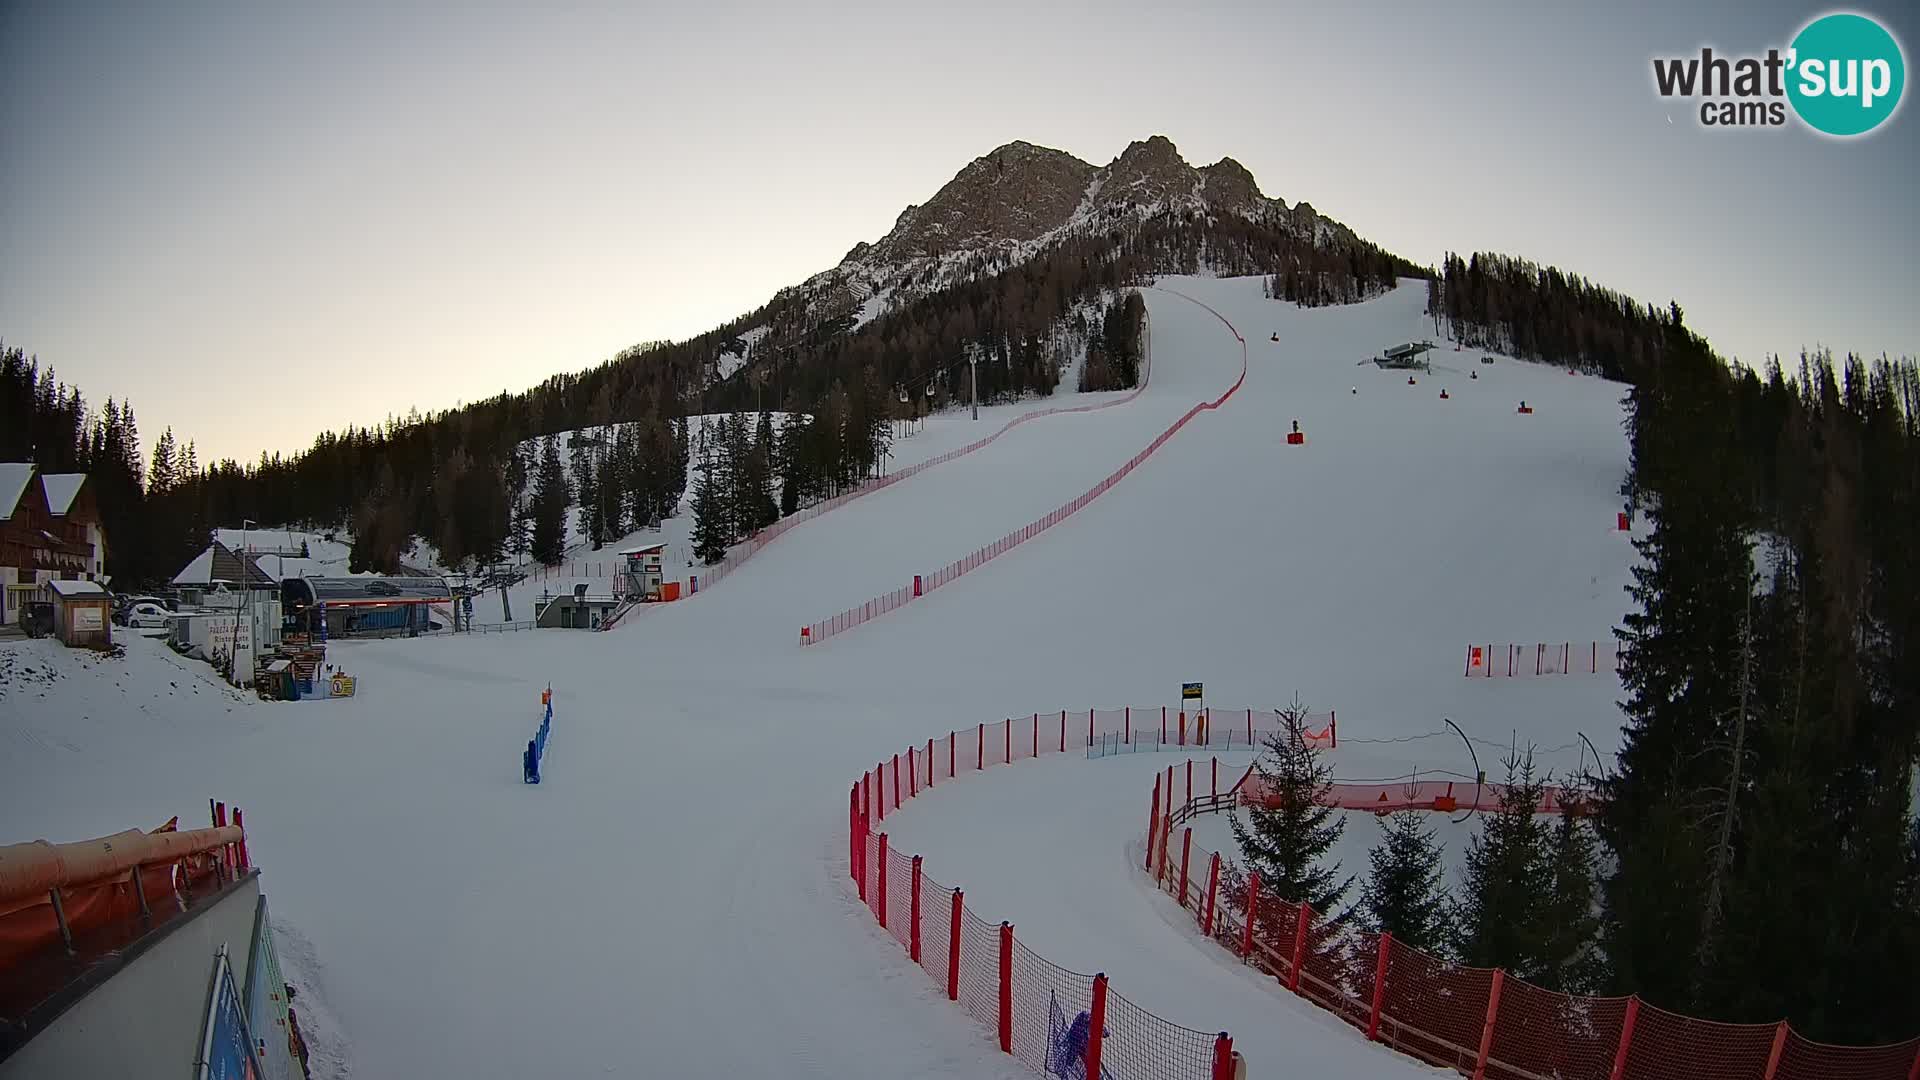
851,712,1241,1080
0,808,251,971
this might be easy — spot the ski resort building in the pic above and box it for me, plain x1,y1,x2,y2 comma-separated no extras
535,584,621,629
0,465,106,627
279,575,451,640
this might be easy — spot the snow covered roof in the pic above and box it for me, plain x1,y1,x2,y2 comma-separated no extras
213,527,307,553
39,473,86,515
617,544,666,556
249,554,327,581
0,462,33,520
47,578,107,598
171,546,218,586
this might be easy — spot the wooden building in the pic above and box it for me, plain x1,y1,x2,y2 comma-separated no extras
47,578,112,649
2,464,107,627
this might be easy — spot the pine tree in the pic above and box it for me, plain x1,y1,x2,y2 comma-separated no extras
1538,803,1603,993
1229,697,1351,913
1455,750,1552,977
742,411,779,532
570,433,601,549
1359,811,1452,954
149,428,177,496
689,451,728,565
529,435,569,565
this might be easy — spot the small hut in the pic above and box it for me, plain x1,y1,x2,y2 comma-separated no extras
47,579,112,649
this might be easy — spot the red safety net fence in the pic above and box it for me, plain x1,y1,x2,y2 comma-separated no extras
804,287,1248,647
613,318,1164,634
850,711,1241,1080
1145,774,1920,1080
1466,641,1621,678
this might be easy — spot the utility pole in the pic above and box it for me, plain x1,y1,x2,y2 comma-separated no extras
969,348,979,421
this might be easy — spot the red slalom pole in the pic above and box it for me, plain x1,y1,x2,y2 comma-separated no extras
948,888,964,1001
1086,974,1109,1080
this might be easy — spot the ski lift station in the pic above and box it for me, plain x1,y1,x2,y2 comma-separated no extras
280,575,452,639
1373,341,1436,369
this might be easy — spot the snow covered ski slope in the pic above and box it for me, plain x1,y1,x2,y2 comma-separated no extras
0,276,1639,1078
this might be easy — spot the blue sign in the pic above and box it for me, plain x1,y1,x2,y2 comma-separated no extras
199,948,258,1080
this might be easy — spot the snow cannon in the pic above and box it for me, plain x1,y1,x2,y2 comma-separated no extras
1286,420,1305,446
1439,388,1450,400
1407,375,1417,385
1269,332,1279,342
1470,370,1479,380
1517,400,1534,415
1350,386,1357,395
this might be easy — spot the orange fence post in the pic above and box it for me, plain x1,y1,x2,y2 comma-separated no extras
949,731,955,778
1124,707,1131,744
1204,852,1221,936
876,766,886,820
877,833,890,929
1032,713,1038,759
849,786,861,889
947,888,964,1001
1146,776,1161,872
1762,1022,1789,1080
1289,904,1311,992
1331,710,1337,748
977,723,984,769
1241,873,1261,958
1608,997,1639,1080
1368,932,1391,1041
1087,708,1094,748
908,747,917,797
1086,973,1109,1079
1179,828,1193,905
1179,710,1187,746
1211,1033,1234,1080
1212,757,1218,799
1004,720,1011,763
998,922,1013,1054
1162,706,1167,745
1246,708,1253,747
1473,969,1505,1080
909,855,923,963
1186,759,1193,805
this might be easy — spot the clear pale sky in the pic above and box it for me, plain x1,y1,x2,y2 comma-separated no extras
3,2,1915,463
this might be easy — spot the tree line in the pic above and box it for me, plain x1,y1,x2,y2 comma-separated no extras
1426,252,1677,381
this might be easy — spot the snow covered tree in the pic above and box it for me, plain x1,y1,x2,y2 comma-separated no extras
1359,811,1452,954
1229,696,1351,913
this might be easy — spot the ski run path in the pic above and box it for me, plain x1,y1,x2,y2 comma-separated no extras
0,275,1636,1078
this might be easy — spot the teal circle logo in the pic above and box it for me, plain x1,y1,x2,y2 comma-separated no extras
1787,13,1906,136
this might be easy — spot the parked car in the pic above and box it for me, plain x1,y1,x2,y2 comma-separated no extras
124,602,173,629
113,594,174,626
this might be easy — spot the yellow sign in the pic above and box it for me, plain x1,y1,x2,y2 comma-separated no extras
329,674,357,698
